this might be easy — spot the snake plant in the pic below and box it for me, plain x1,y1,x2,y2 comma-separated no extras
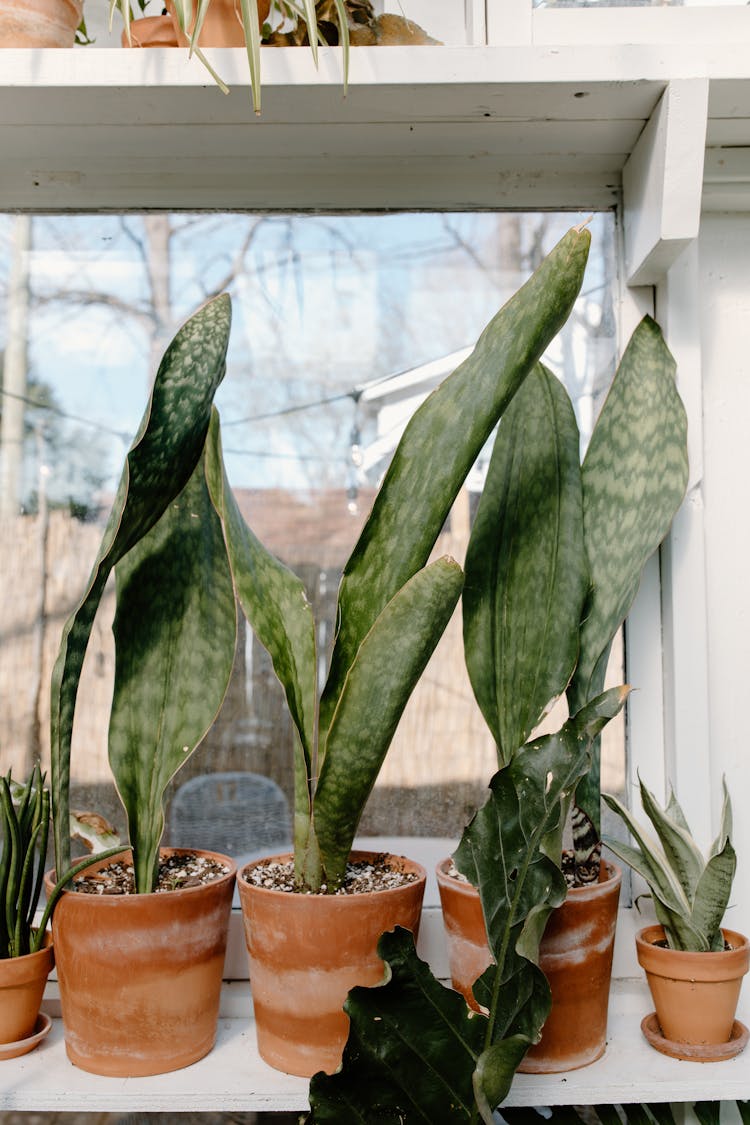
463,316,689,880
50,223,591,896
0,767,49,958
603,777,735,952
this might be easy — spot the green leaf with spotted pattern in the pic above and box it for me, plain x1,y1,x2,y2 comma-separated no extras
50,295,231,878
568,316,688,831
463,364,588,766
319,225,591,743
109,452,237,893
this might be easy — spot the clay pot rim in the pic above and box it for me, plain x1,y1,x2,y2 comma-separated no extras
436,856,622,900
636,924,750,973
240,848,427,900
44,846,237,903
0,934,54,980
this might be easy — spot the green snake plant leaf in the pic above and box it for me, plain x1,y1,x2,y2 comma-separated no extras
568,317,688,832
109,453,237,893
463,363,588,765
319,225,592,741
307,688,627,1125
709,777,733,860
204,410,317,873
313,557,464,889
638,778,704,902
692,838,736,952
50,295,231,878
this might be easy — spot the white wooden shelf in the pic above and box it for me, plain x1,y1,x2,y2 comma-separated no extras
1,42,750,210
3,979,749,1113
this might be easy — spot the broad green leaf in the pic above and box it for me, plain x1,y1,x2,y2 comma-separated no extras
308,928,485,1125
692,839,736,951
320,225,592,740
569,317,688,833
50,295,231,876
109,455,237,892
638,776,704,903
463,363,588,764
313,558,463,888
473,1036,531,1123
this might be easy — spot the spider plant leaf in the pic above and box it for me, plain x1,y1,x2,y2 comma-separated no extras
300,0,319,65
320,225,591,741
50,295,231,879
109,453,237,893
638,775,704,903
463,363,588,765
204,410,317,847
239,0,263,113
692,837,736,951
313,557,464,888
331,0,349,93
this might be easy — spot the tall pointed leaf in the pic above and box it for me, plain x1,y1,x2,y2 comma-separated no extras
313,557,463,888
109,455,237,892
692,839,736,951
568,316,688,830
320,225,592,739
50,295,232,876
639,777,704,902
463,363,588,764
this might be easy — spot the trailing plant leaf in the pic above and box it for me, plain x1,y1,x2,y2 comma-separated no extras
603,776,735,951
320,225,592,741
313,557,464,889
109,452,237,893
463,362,588,765
50,295,231,879
307,687,627,1124
568,316,688,834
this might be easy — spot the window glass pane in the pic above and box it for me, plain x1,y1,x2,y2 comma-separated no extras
0,211,622,849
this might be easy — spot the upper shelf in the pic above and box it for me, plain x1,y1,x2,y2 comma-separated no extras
3,37,750,210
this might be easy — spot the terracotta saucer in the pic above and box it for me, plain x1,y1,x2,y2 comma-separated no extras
641,1012,749,1062
0,1012,52,1061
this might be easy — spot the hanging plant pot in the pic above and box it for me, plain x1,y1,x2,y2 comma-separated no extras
45,847,236,1077
0,937,54,1050
437,858,621,1072
167,0,270,48
237,850,427,1078
636,924,750,1061
0,0,81,46
121,14,178,47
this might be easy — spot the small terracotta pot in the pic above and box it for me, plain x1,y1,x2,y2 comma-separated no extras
0,937,54,1044
167,0,270,48
121,14,178,47
636,924,750,1049
0,0,82,46
437,858,622,1072
46,847,236,1077
237,850,427,1078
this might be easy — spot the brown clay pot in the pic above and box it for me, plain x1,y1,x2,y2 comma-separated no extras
0,0,82,46
237,850,427,1078
167,0,269,48
121,14,178,47
436,857,622,1072
0,936,54,1044
45,847,236,1077
636,924,750,1050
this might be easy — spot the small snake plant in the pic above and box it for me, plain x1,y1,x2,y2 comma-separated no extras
603,776,735,952
0,767,49,958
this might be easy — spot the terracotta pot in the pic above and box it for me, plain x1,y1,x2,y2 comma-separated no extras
0,0,82,46
436,858,622,1072
45,847,236,1077
121,14,178,47
636,924,750,1050
237,850,427,1078
167,0,270,48
0,936,54,1045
